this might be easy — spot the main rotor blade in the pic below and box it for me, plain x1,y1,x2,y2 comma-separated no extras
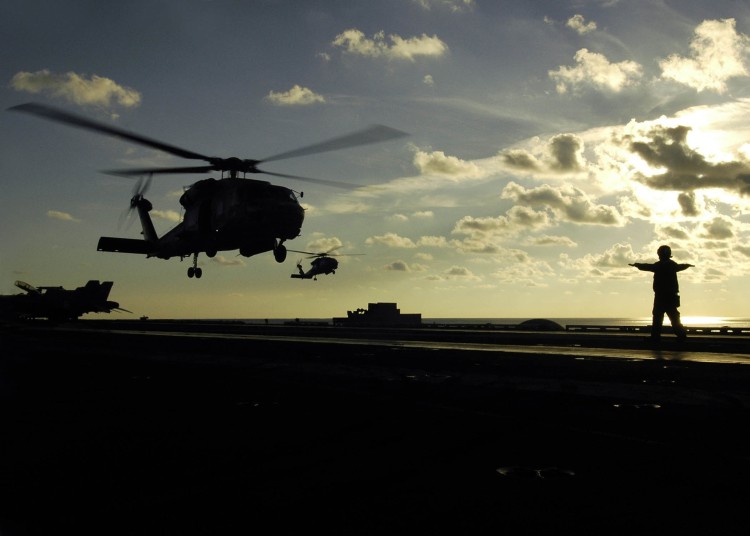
259,124,408,164
104,165,216,177
9,103,212,162
260,170,360,189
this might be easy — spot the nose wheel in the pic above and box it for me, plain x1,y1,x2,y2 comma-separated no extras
187,253,202,278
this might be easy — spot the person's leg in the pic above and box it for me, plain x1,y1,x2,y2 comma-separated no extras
651,300,664,340
667,307,687,338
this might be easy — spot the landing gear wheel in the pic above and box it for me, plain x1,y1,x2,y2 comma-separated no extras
188,252,201,278
274,244,287,263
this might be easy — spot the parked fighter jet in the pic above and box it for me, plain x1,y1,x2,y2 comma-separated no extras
0,280,129,321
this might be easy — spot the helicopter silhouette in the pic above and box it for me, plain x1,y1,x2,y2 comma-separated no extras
288,246,364,280
9,103,407,279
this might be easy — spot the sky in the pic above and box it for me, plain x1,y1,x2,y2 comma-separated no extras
3,0,750,320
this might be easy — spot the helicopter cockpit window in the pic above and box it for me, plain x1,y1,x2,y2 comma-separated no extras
289,191,297,202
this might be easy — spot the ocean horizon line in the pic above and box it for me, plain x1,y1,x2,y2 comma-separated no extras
145,316,750,328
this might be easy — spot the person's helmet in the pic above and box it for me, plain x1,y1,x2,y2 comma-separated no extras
657,245,672,259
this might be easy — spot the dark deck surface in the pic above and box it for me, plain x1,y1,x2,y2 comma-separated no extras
2,322,749,534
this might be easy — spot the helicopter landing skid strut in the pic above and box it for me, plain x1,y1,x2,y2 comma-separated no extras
187,253,202,279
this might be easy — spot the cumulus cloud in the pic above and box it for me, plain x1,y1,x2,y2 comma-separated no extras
386,260,410,271
501,149,542,171
11,70,141,108
549,49,643,94
659,19,750,93
444,266,480,280
211,255,246,267
332,29,448,61
46,210,79,222
413,149,481,177
624,124,750,195
699,216,735,239
549,134,586,171
677,192,701,217
502,182,626,225
453,206,550,238
366,233,452,249
265,85,325,106
500,134,586,174
304,236,343,253
566,14,597,35
385,260,428,272
151,210,182,223
366,232,417,248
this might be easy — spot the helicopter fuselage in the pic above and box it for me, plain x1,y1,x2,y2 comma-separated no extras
291,256,339,279
98,177,304,264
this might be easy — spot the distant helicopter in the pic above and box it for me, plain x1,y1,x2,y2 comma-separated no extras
9,103,407,279
0,280,129,322
289,247,364,280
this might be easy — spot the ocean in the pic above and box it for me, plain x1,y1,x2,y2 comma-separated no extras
239,316,750,328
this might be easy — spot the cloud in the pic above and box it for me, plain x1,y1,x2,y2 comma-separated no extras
304,236,343,253
500,134,586,174
46,210,79,222
366,232,417,248
332,29,448,61
265,85,325,106
11,70,141,108
385,260,428,272
501,149,542,171
566,14,597,35
525,235,578,247
625,124,750,195
659,19,750,93
699,216,735,239
211,255,246,267
677,192,701,217
413,0,475,12
423,74,435,86
386,260,410,271
549,48,643,94
502,182,626,225
151,210,182,223
453,206,550,238
366,233,451,249
444,266,480,280
548,134,586,171
413,149,481,177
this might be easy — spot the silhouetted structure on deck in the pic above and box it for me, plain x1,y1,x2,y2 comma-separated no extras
333,302,421,327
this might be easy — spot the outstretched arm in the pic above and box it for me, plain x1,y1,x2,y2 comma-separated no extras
676,263,694,271
629,262,654,271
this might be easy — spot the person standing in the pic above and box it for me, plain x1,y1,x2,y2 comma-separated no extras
629,245,694,341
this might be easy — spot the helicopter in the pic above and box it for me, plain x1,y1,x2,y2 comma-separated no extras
9,103,407,278
289,247,364,280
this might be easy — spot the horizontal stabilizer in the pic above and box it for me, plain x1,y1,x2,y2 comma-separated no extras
98,237,155,255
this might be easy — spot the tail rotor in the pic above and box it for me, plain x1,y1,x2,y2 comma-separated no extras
118,175,152,231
